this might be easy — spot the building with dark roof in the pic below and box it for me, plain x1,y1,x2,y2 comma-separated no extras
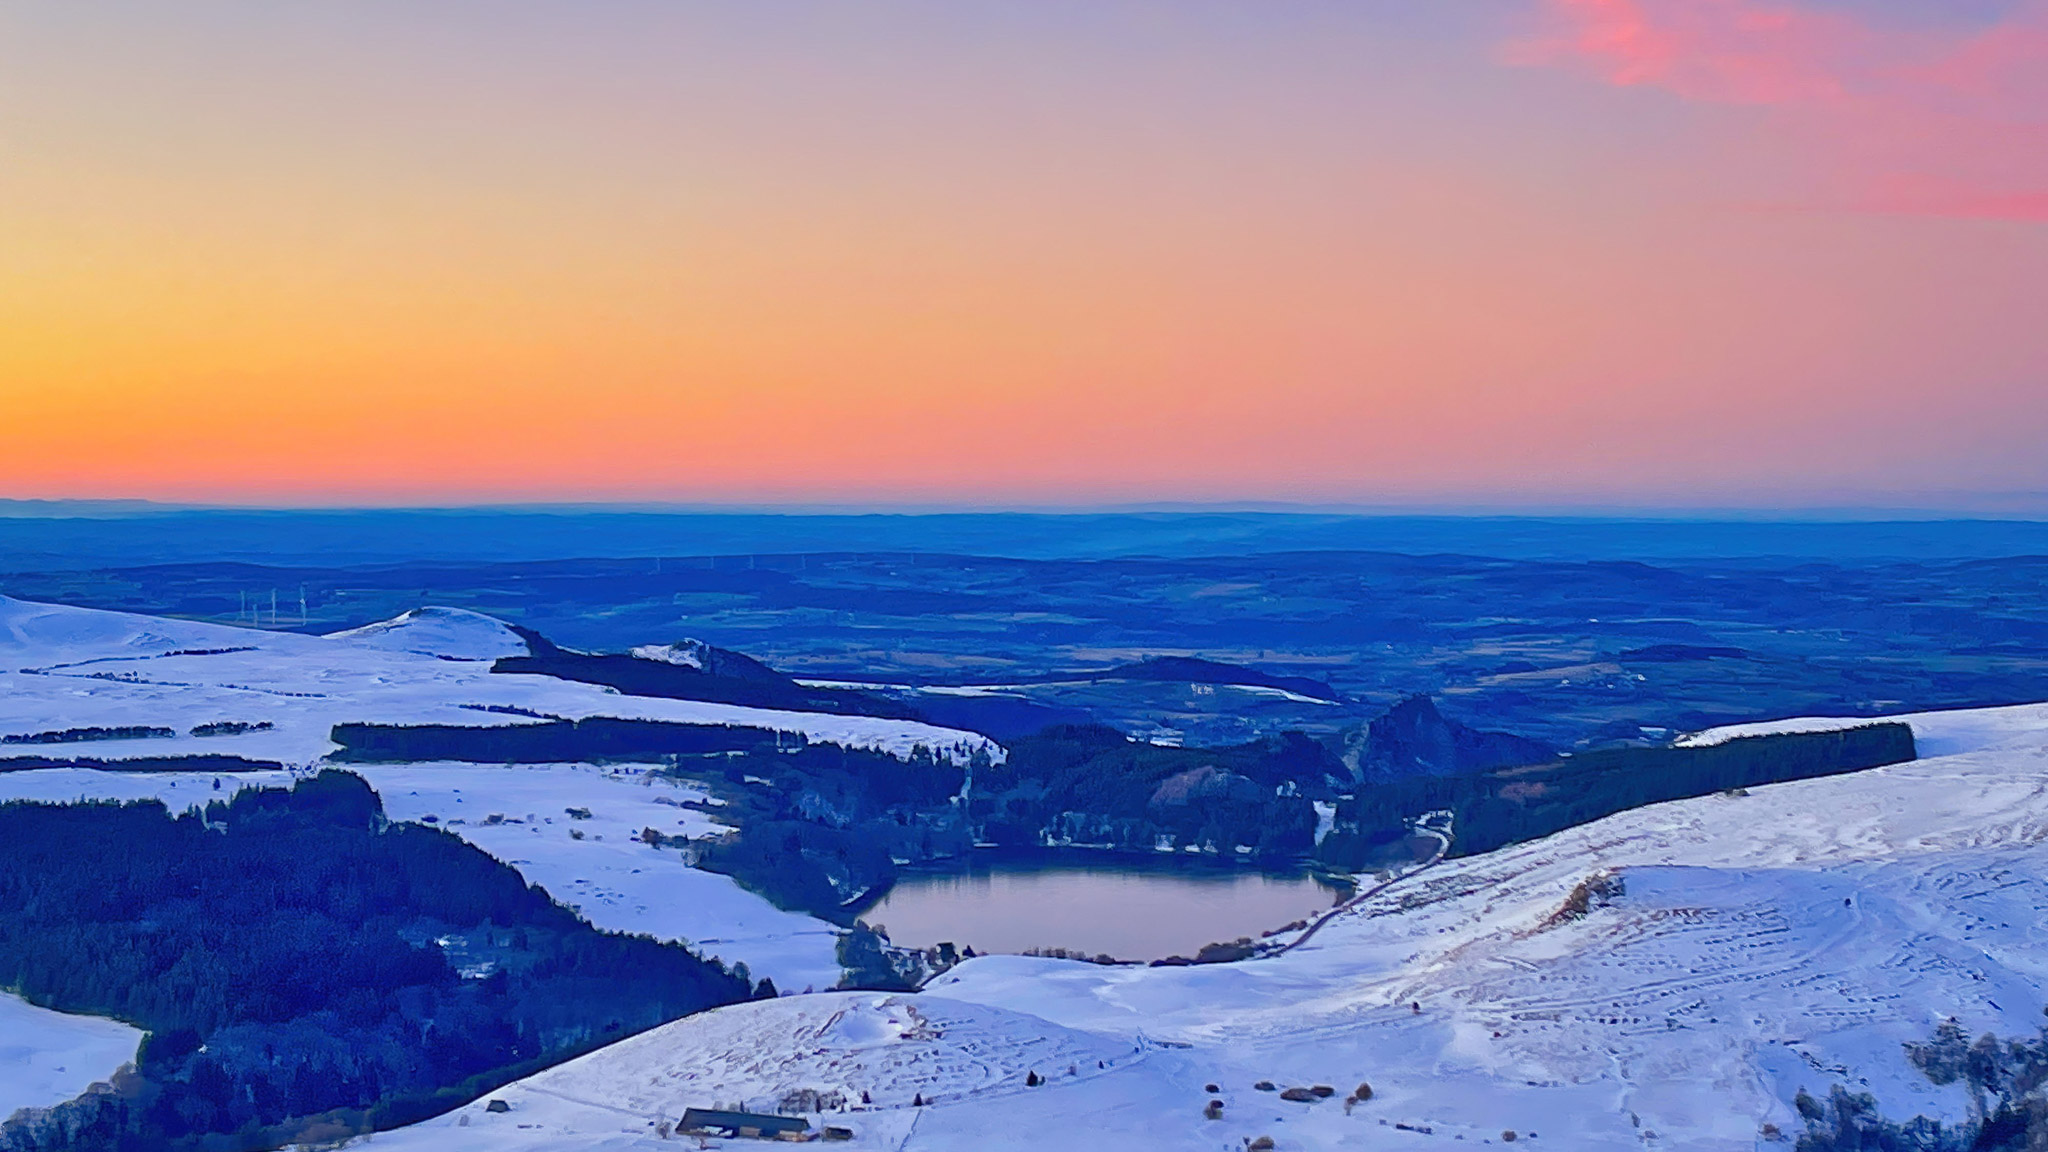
679,1108,811,1139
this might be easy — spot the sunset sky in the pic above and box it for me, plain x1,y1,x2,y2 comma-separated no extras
3,1,2044,508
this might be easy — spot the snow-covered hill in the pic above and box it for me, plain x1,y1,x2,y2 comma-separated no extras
0,596,1002,989
0,759,845,992
324,606,534,661
361,762,845,990
493,992,1133,1115
1678,699,2048,760
361,698,2048,1151
0,596,997,766
10,595,2048,1148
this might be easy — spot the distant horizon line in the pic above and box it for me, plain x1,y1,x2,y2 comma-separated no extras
6,497,2048,524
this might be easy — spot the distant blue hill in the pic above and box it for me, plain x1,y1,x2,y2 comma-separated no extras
2,504,2048,569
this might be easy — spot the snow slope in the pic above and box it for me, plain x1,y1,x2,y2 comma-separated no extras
363,992,1151,1152
0,761,842,993
0,596,998,766
0,766,293,807
369,697,2048,1151
358,763,843,990
325,606,533,661
0,993,141,1123
10,599,2045,1149
0,596,981,990
1679,699,2048,759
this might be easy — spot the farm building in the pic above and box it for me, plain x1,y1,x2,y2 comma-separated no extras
678,1108,812,1140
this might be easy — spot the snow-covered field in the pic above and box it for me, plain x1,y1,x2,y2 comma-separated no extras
0,760,843,993
0,596,957,991
13,594,2048,1150
363,698,2048,1151
358,763,843,989
1676,699,2048,759
0,765,293,807
0,992,141,1122
0,597,998,766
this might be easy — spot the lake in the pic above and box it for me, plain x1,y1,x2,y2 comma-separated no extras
858,854,1349,961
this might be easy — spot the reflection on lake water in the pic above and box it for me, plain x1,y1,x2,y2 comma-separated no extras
859,855,1348,961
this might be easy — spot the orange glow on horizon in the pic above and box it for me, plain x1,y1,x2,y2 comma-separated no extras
3,3,2045,507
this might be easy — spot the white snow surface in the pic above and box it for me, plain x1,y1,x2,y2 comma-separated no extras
0,597,995,1118
1680,699,2048,759
12,599,2048,1149
0,766,294,808
0,595,960,996
369,697,2048,1151
0,596,997,766
324,606,533,661
629,640,709,670
357,763,843,991
0,993,142,1122
0,761,843,994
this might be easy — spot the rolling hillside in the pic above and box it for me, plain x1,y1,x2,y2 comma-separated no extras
368,698,2048,1150
0,596,998,767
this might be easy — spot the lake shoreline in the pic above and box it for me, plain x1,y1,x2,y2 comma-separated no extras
851,847,1355,962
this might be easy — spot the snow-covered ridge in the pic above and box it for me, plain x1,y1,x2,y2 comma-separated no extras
1679,698,2048,759
0,597,997,766
18,591,2048,1149
370,696,2048,1150
324,607,532,661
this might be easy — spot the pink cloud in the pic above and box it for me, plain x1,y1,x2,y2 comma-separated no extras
1907,7,2048,112
1514,0,1866,105
1513,0,2048,220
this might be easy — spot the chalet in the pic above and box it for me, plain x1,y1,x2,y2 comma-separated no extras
679,1108,812,1140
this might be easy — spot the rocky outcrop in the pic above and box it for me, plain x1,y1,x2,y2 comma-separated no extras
1341,696,1552,780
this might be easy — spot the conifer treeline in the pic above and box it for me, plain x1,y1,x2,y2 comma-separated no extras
0,772,753,1151
1318,723,1916,865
